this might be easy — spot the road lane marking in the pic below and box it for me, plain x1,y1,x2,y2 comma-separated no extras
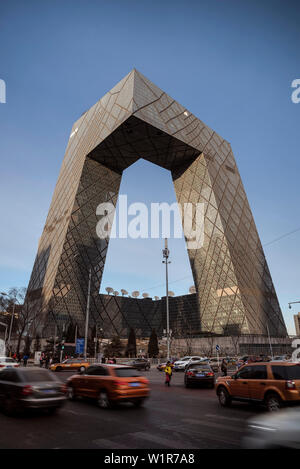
93,439,129,449
182,418,243,433
205,413,245,422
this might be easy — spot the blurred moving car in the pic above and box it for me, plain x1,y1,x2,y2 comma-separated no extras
243,408,300,449
173,356,202,371
0,367,67,415
50,358,90,372
0,357,19,369
185,362,215,388
122,358,150,371
216,361,300,412
199,358,220,372
273,355,288,362
157,361,174,371
67,364,149,408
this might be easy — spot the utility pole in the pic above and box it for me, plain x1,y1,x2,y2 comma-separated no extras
53,322,57,356
266,323,274,360
84,267,92,361
162,238,171,361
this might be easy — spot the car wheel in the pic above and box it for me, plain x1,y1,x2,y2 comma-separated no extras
265,393,281,412
67,386,77,401
79,366,86,373
133,399,144,407
218,387,231,407
97,390,111,409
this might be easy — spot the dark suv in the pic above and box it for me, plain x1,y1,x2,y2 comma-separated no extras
122,358,151,371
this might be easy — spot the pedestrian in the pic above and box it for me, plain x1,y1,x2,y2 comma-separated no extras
112,357,116,364
45,354,50,369
221,358,227,376
23,354,28,367
164,361,172,387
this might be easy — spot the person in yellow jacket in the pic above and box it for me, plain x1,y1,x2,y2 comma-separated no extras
164,361,172,386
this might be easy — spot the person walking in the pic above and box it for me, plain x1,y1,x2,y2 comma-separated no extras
23,354,28,367
221,358,227,376
164,361,172,387
45,354,50,369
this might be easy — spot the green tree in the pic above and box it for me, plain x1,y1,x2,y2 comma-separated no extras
148,329,159,358
125,328,136,357
104,336,124,358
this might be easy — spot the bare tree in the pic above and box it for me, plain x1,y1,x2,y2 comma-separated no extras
5,287,43,355
105,287,114,295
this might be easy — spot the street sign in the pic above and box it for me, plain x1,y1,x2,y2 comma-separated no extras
216,345,220,352
76,338,85,355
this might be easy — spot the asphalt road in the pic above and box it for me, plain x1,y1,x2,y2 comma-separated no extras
0,368,266,449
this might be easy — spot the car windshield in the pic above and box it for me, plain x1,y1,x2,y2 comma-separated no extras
4,358,15,363
181,357,191,361
19,370,57,382
114,368,141,378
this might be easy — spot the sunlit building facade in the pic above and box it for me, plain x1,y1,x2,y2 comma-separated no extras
26,70,287,339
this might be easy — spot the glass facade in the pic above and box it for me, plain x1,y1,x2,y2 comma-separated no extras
26,69,287,339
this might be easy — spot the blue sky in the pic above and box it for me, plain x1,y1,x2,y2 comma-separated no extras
0,0,299,333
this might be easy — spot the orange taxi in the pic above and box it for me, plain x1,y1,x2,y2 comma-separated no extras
50,358,90,373
66,363,149,408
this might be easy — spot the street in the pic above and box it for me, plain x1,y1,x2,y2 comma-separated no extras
0,368,265,449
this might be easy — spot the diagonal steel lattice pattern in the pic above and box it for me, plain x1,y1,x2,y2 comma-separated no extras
26,69,287,338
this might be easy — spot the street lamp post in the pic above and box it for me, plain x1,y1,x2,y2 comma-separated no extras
289,301,300,309
162,238,171,361
84,267,92,361
73,255,92,361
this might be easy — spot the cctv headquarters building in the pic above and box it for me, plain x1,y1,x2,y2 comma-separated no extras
26,70,288,349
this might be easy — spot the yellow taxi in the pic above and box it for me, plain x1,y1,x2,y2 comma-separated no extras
50,358,90,373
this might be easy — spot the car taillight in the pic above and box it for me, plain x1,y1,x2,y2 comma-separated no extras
21,385,33,396
286,380,296,390
187,371,194,376
113,380,127,388
139,378,149,385
0,365,4,368
206,372,214,376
